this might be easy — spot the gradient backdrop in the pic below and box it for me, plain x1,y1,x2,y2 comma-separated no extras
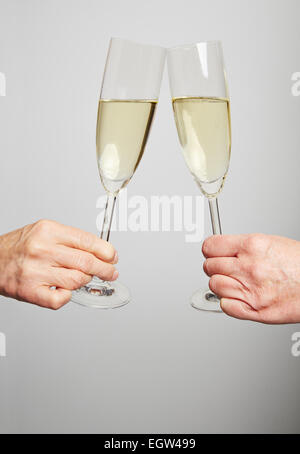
0,0,300,434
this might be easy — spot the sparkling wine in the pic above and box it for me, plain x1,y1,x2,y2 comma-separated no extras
172,97,231,196
96,99,157,193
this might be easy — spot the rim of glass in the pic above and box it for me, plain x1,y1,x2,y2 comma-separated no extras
168,40,222,52
110,36,166,52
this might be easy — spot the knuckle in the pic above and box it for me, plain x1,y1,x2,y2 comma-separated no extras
24,237,37,255
68,271,86,289
244,233,269,255
77,253,94,273
81,274,92,286
76,271,90,287
78,231,95,251
24,239,44,257
33,219,55,235
248,260,266,282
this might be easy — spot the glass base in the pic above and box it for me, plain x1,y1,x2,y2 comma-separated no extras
190,289,223,312
71,276,130,309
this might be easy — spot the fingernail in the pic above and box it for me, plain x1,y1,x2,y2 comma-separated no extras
113,251,118,263
112,270,119,280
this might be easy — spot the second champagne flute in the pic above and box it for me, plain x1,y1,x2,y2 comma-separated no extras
167,41,232,312
71,38,166,309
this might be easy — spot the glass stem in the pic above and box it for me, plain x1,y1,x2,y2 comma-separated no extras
101,193,116,242
208,197,222,235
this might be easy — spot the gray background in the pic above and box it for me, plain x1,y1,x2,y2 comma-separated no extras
0,0,300,434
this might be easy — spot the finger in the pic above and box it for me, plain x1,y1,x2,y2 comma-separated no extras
55,225,116,263
209,274,245,300
221,298,262,322
35,286,72,310
52,246,118,281
49,268,92,291
202,235,244,258
203,257,239,277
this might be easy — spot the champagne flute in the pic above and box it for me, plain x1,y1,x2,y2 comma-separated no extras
72,38,166,309
167,41,231,312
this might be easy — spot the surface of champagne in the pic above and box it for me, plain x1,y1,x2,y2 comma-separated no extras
172,97,231,187
96,99,157,193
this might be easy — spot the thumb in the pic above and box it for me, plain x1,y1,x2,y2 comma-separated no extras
221,298,261,322
36,286,72,310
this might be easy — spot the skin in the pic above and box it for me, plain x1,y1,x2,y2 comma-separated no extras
0,219,118,310
202,233,300,324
